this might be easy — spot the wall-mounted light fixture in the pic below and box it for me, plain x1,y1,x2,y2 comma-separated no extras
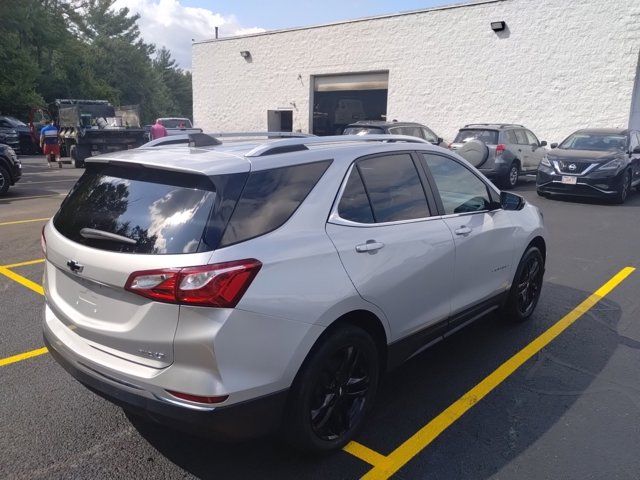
240,50,251,59
491,21,507,32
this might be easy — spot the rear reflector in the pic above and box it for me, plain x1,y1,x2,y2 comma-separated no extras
166,390,229,404
125,259,262,307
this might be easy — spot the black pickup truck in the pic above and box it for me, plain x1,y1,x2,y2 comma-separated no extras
47,99,147,167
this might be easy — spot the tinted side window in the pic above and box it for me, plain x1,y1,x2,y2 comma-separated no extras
422,154,491,214
421,128,438,143
505,130,518,144
515,129,529,145
338,167,375,223
357,154,430,222
630,132,639,150
525,130,539,146
220,160,331,246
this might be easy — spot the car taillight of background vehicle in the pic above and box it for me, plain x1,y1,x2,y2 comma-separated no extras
496,144,506,156
124,259,262,307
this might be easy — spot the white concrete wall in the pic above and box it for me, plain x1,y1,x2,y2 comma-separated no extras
193,0,640,143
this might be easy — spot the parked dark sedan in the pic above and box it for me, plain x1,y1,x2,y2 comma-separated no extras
342,120,447,147
0,116,38,154
537,128,640,203
0,143,22,195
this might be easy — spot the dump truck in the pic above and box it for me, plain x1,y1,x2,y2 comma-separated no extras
44,99,147,167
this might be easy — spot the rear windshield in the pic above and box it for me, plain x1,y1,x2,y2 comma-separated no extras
343,127,385,135
54,165,221,254
159,119,192,128
453,129,499,145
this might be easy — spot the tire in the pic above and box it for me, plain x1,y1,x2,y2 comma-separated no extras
69,144,84,168
500,162,519,189
284,324,380,453
613,170,631,204
500,246,544,322
456,139,489,168
0,165,10,196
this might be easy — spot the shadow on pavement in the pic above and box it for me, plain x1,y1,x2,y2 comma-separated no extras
127,281,625,479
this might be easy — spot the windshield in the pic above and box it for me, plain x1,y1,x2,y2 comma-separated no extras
343,127,385,135
6,116,27,127
160,119,192,128
559,133,627,151
453,129,499,145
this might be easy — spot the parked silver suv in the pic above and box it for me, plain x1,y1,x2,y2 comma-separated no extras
43,134,546,452
450,124,548,189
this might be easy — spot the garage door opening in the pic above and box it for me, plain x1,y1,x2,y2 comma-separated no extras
268,110,293,132
312,72,388,136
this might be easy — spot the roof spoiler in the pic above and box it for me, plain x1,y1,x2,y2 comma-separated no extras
188,133,222,147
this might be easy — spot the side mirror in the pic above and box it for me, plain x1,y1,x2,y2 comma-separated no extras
540,140,547,147
550,142,558,149
632,146,640,154
436,137,444,145
500,191,525,210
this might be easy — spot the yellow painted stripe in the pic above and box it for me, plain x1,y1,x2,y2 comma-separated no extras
0,217,49,227
361,267,635,480
2,258,45,269
344,441,389,467
0,266,44,295
0,193,63,202
0,347,49,367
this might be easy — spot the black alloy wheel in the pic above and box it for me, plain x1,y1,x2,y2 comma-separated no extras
614,170,631,204
515,254,543,317
284,324,379,452
501,246,544,322
310,344,371,441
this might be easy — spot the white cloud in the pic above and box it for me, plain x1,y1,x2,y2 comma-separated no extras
112,0,265,69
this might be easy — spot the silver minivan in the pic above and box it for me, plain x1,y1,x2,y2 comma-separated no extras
43,134,546,452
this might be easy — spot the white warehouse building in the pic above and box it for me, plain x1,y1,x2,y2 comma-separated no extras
193,0,640,143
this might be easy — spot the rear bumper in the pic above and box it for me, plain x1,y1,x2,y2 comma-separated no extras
44,332,288,440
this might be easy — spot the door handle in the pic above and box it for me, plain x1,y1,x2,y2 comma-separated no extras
454,226,472,236
356,241,385,253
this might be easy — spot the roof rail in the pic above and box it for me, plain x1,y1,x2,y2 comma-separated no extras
463,123,524,128
143,131,314,148
245,134,428,157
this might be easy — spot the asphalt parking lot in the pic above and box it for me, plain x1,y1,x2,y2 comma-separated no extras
1,156,639,480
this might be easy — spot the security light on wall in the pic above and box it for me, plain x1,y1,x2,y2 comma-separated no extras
240,50,251,59
491,21,507,32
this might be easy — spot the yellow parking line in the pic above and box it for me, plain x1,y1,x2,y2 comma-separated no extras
0,193,63,201
344,441,389,467
0,217,49,227
0,266,44,295
0,347,48,367
359,266,635,480
2,258,45,269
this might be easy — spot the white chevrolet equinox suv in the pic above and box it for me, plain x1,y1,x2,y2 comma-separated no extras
42,134,546,452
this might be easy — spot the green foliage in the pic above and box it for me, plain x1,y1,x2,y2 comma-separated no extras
0,0,192,124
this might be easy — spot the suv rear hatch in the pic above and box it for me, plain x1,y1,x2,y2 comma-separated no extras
44,162,248,368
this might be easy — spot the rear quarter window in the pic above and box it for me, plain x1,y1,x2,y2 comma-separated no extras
220,160,332,246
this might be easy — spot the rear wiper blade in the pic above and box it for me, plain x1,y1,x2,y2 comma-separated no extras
80,228,137,245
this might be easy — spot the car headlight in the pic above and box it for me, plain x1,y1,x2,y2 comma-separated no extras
540,155,552,167
599,159,624,171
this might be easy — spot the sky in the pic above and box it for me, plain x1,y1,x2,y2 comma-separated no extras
112,0,454,69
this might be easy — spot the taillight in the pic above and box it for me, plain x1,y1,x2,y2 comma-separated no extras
125,259,262,307
496,144,506,156
41,225,47,256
